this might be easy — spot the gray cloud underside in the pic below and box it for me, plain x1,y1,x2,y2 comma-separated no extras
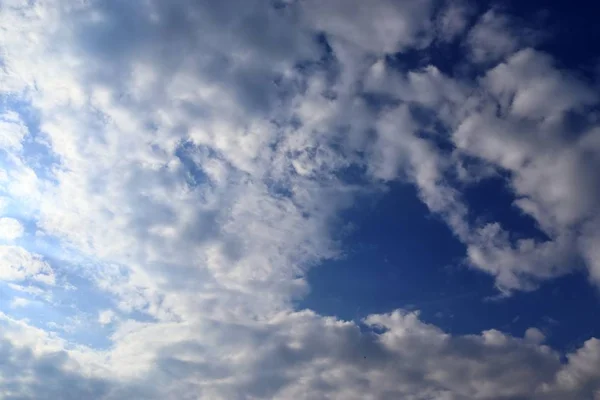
1,311,600,400
1,0,600,398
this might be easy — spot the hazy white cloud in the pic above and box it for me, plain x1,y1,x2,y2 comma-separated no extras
436,0,473,42
466,9,535,64
0,310,599,399
10,297,31,308
0,111,28,151
0,245,55,284
302,0,435,54
98,310,116,326
0,217,25,240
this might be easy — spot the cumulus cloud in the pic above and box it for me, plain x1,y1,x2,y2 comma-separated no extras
0,111,29,151
0,217,24,240
445,48,600,290
436,0,473,42
0,245,55,284
359,27,600,292
466,9,537,64
98,310,116,326
301,0,434,54
1,310,600,399
0,0,600,398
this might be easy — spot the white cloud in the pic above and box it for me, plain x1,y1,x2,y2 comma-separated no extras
436,0,473,42
0,245,55,284
483,48,597,126
0,217,25,240
466,9,535,64
10,297,31,308
359,26,600,292
0,111,28,151
442,48,600,290
98,310,116,326
301,0,435,54
0,309,599,399
525,327,546,344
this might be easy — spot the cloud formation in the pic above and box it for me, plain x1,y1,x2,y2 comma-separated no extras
1,0,600,398
0,217,24,240
1,309,600,399
0,245,55,284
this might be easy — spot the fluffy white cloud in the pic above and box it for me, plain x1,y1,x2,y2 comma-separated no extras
98,310,116,326
436,0,472,42
10,297,31,308
0,0,600,398
0,217,24,240
444,48,600,290
0,111,28,151
0,245,55,284
466,9,537,64
1,310,600,399
359,28,600,292
301,0,434,54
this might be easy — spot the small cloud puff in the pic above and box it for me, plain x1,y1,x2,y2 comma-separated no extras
0,245,55,285
0,217,25,240
98,309,117,326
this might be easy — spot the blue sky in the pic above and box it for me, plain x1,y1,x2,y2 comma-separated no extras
301,180,600,352
1,0,600,399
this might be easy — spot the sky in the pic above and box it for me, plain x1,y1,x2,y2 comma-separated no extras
1,0,600,399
